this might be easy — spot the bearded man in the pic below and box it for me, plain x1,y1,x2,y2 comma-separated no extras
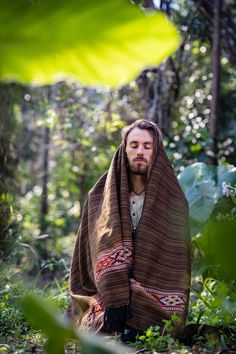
69,119,191,342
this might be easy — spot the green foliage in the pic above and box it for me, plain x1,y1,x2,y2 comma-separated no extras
0,266,70,333
22,294,76,354
190,278,236,331
178,162,236,224
164,1,236,167
22,293,128,354
199,217,236,282
0,269,68,351
0,0,180,86
191,181,236,281
133,314,180,352
14,84,127,266
189,278,236,350
0,271,32,337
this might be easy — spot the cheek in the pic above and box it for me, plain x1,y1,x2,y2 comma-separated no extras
146,150,153,161
126,148,133,160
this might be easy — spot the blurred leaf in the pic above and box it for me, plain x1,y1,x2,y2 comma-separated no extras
79,331,127,354
202,219,236,281
22,293,76,354
22,293,128,354
0,0,180,86
190,144,202,153
54,218,66,227
192,47,199,55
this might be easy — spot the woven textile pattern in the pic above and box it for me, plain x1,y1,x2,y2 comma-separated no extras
70,142,191,333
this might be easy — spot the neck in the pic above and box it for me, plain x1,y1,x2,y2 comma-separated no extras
130,172,146,195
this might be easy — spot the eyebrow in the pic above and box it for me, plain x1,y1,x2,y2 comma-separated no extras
129,140,153,144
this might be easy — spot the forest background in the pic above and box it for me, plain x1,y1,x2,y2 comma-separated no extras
0,0,236,353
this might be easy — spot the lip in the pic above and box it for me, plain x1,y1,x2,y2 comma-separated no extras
133,158,147,163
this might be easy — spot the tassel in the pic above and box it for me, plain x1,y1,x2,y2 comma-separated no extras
103,304,133,333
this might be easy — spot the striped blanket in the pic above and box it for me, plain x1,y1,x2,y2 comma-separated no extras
70,142,191,335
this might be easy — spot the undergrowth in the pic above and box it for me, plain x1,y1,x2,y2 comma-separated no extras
0,265,70,353
133,314,181,352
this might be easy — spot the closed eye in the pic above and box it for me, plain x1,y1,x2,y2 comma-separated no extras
130,143,138,148
144,143,153,149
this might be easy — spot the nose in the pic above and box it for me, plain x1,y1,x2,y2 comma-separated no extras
137,145,144,155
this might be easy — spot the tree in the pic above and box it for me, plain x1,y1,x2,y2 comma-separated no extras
209,0,221,165
0,84,20,259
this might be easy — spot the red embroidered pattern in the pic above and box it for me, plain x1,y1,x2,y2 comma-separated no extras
84,298,104,331
95,241,133,282
130,279,187,313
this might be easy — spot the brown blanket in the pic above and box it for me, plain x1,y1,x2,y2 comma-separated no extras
70,142,191,334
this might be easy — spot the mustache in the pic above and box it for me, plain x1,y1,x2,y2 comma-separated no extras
133,157,148,163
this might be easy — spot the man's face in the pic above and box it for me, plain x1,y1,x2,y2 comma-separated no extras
125,128,154,175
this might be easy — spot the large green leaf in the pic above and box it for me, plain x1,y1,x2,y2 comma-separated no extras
178,162,214,194
217,165,236,193
22,294,77,354
201,219,236,281
79,331,129,354
186,181,217,223
178,162,236,223
0,0,180,86
22,293,128,354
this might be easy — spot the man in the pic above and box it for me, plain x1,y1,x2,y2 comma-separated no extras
70,119,191,342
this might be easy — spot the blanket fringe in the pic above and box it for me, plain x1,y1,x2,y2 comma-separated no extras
103,304,133,332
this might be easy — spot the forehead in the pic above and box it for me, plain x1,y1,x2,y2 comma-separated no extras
126,127,154,144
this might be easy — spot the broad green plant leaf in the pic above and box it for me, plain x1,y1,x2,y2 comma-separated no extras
22,294,77,354
22,293,128,354
186,181,217,223
217,165,236,194
202,219,236,281
0,0,180,87
178,162,214,194
79,331,129,354
178,162,236,223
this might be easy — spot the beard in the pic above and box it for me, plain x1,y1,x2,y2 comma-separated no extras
129,164,148,175
128,158,149,175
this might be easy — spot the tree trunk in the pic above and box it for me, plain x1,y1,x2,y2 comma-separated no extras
0,84,19,259
40,124,50,234
209,0,221,165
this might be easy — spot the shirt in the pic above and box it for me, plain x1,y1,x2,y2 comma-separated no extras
129,191,145,230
